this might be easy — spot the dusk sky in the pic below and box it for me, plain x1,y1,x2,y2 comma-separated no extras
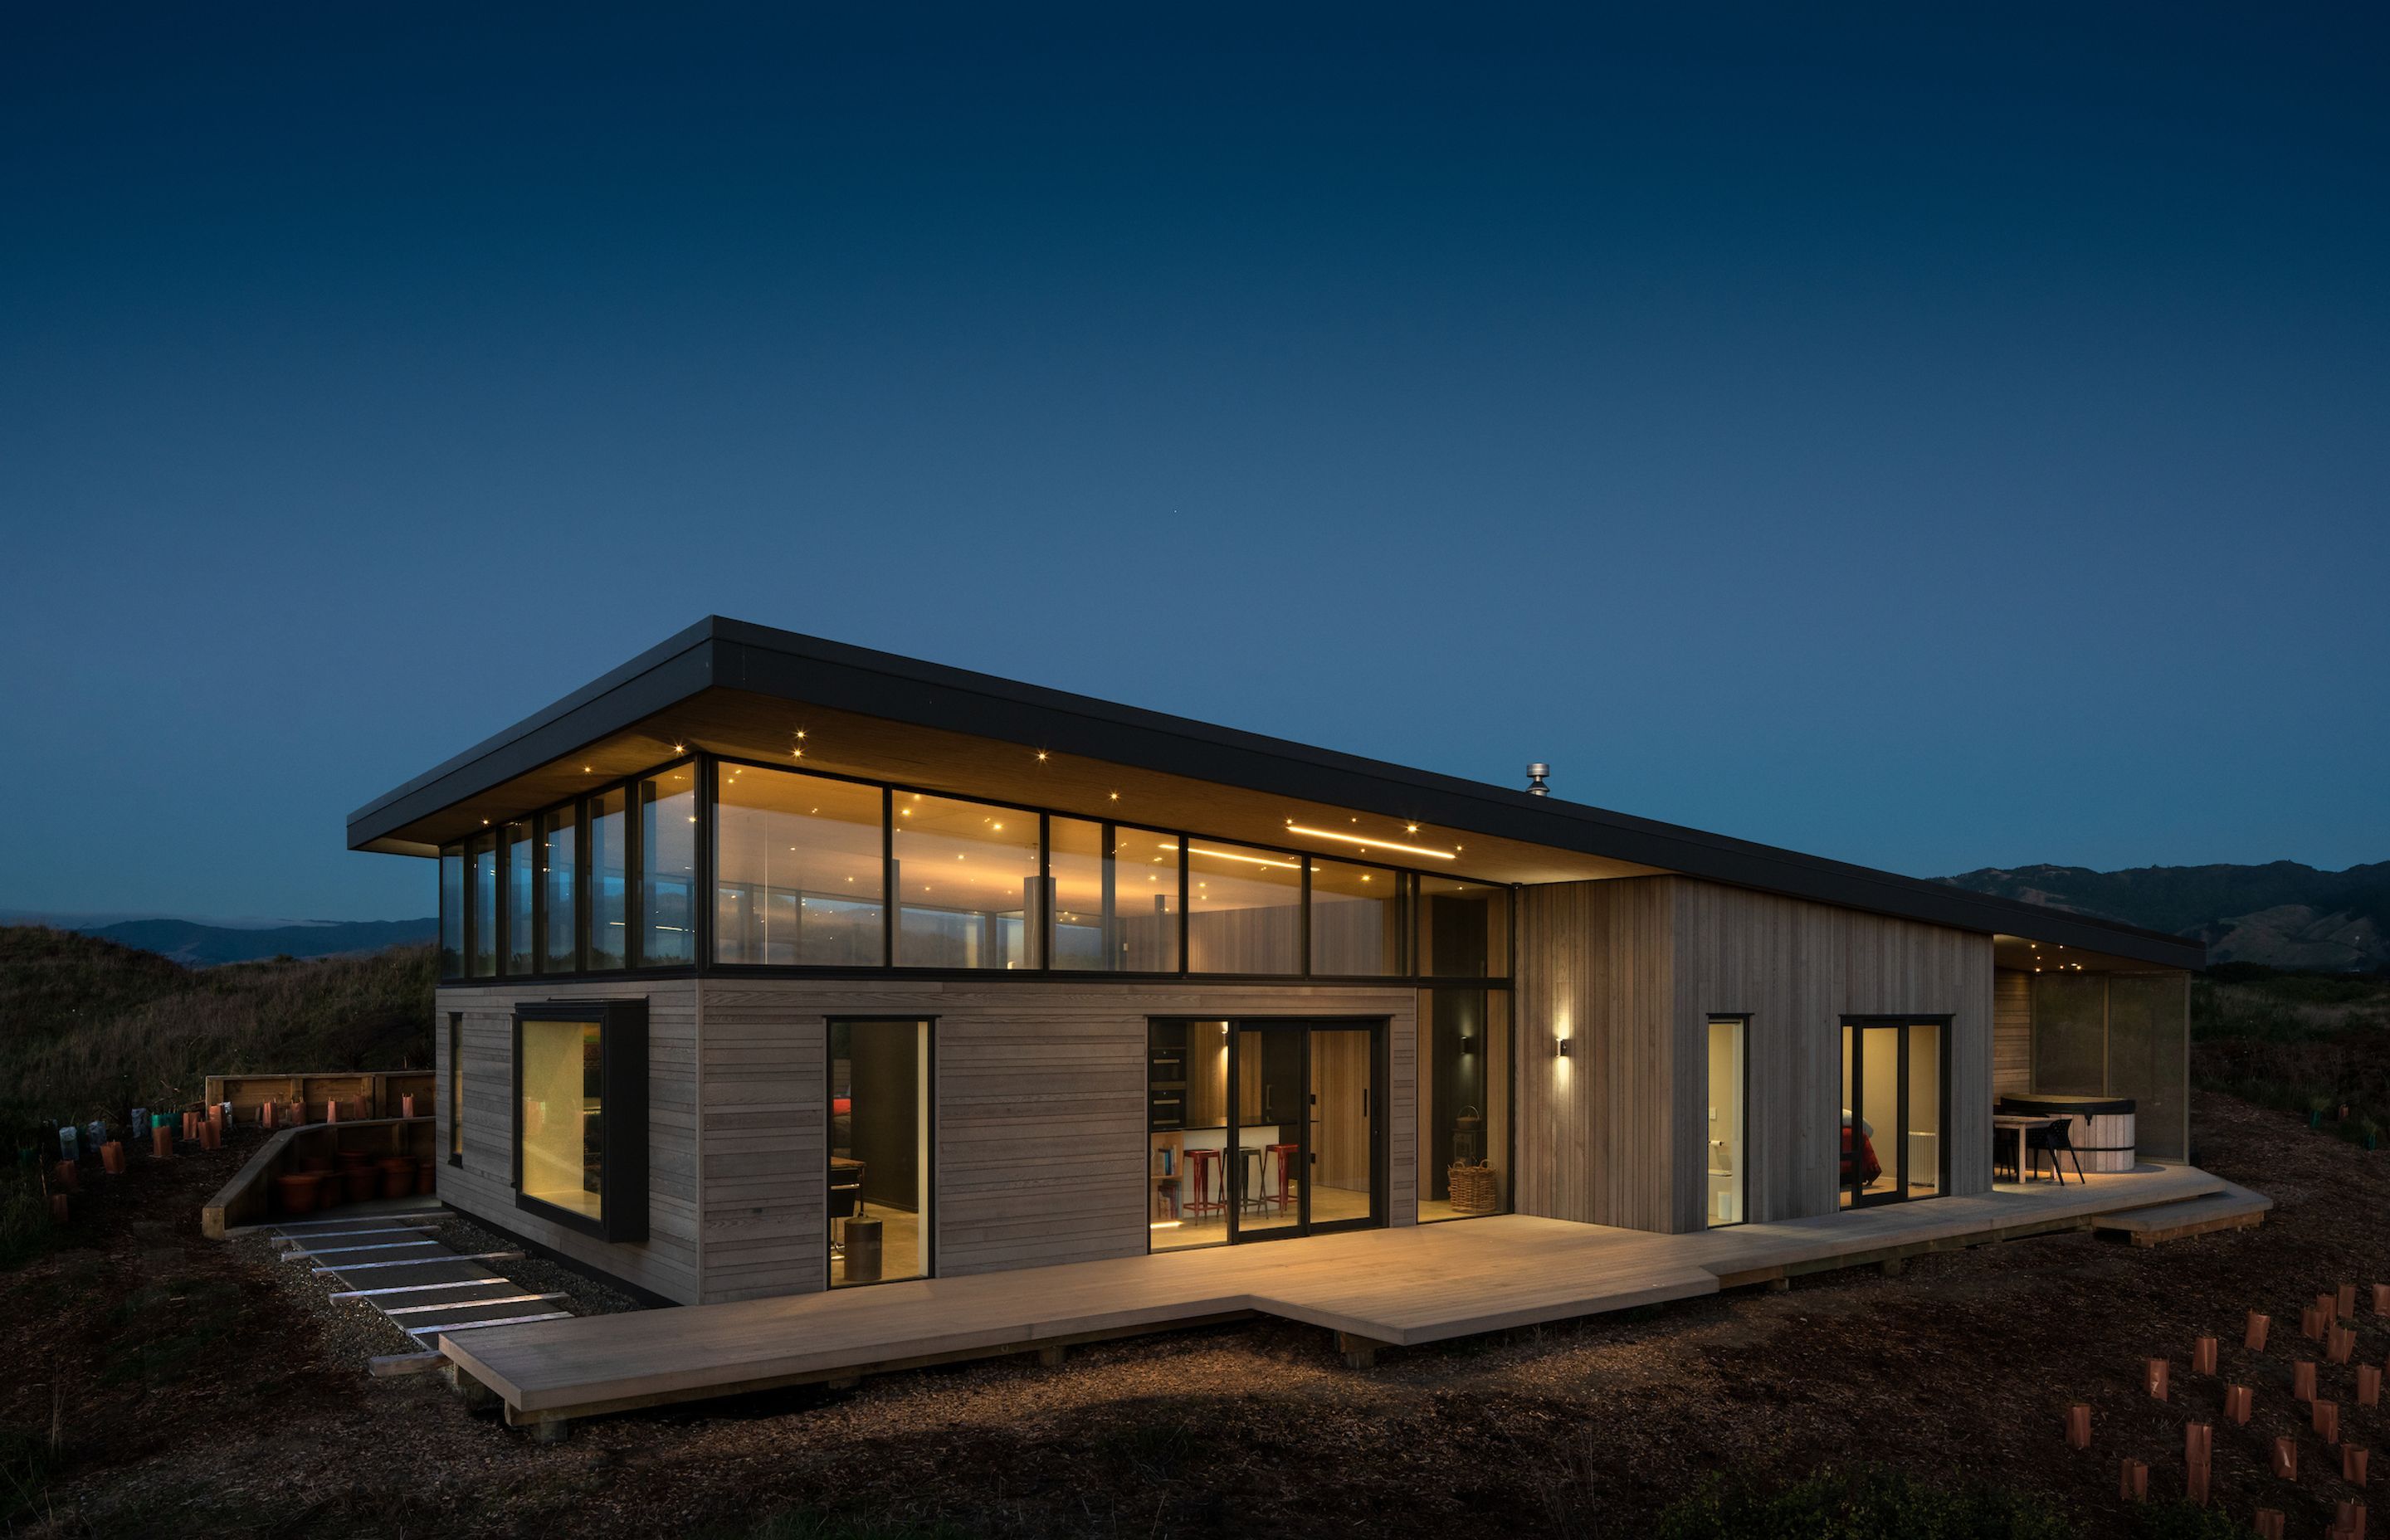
4,6,2384,923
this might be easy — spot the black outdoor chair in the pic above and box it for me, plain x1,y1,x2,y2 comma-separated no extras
2026,1119,2086,1185
1991,1129,2019,1183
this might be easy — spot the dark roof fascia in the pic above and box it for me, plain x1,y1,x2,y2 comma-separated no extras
348,616,2207,972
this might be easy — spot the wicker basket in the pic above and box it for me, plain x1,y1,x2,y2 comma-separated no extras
1447,1160,1500,1214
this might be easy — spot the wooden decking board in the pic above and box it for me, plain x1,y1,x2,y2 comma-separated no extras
444,1164,2239,1420
2089,1179,2270,1245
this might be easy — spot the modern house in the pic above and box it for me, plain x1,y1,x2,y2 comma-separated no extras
349,617,2201,1309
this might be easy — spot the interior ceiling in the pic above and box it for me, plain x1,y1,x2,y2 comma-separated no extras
370,686,1667,886
1992,933,2185,975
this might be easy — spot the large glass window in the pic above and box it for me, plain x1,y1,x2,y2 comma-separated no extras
503,820,534,977
1310,859,1402,976
439,845,464,978
2032,975,2107,1094
539,805,578,973
638,765,698,965
829,1020,931,1285
1417,878,1510,978
1185,839,1303,974
588,787,628,970
446,1012,463,1161
2107,974,2188,1162
1149,1020,1231,1250
1051,820,1181,972
1417,990,1510,1221
715,764,885,966
467,831,497,978
1705,1016,1746,1226
891,792,1039,968
519,1016,603,1221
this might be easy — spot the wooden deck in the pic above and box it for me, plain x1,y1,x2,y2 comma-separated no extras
444,1163,2237,1431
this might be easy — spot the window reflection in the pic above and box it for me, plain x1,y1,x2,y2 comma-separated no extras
539,805,578,973
1310,859,1402,976
715,763,885,966
1051,821,1180,972
504,820,534,977
892,792,1038,968
1185,840,1301,974
467,831,496,978
588,788,628,970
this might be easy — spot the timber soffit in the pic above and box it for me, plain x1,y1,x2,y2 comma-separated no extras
346,616,2205,972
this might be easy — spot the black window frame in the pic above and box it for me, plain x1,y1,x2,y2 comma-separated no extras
825,1015,938,1289
431,748,1520,991
510,997,650,1243
1839,1014,1952,1209
1703,1012,1752,1228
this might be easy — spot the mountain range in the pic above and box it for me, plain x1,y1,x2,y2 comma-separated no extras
27,916,437,967
7,858,2383,972
1939,861,2390,972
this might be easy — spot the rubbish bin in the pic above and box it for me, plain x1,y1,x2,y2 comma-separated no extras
843,1216,883,1284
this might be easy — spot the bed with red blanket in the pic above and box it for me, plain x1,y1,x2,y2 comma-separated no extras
1841,1114,1882,1188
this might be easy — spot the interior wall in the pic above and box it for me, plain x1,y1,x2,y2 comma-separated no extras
1669,879,1995,1224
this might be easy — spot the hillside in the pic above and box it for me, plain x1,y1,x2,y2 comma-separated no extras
1941,860,2390,971
78,916,436,967
0,926,434,1127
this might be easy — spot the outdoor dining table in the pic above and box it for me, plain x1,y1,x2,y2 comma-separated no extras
1992,1114,2061,1182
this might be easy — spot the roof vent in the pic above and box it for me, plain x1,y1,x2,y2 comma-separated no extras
1525,763,1551,797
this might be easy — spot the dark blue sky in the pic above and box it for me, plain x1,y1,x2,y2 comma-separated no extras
4,5,2383,922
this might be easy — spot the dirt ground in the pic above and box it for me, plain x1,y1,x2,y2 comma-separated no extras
6,1091,2387,1538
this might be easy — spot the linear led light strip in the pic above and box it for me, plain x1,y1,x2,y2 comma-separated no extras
1282,823,1458,860
1155,844,1300,871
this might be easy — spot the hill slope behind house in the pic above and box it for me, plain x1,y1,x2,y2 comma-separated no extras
1939,860,2390,971
78,916,437,967
0,926,433,1127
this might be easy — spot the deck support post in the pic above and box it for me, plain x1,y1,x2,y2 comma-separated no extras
1036,1345,1067,1368
826,1376,862,1391
1337,1332,1391,1370
1767,1277,1791,1293
442,1362,497,1411
522,1413,571,1445
1880,1258,1907,1278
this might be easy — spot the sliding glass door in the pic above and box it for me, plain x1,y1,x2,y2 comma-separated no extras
1148,1018,1383,1250
1840,1017,1947,1208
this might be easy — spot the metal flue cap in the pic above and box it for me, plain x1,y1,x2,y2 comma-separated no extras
1525,763,1552,796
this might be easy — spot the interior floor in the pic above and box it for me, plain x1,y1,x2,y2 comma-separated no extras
832,1206,925,1286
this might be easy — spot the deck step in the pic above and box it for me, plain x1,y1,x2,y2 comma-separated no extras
2090,1180,2272,1245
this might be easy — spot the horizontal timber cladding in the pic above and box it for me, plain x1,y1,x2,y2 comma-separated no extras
1992,969,2032,1097
1514,876,1679,1231
434,979,700,1304
693,978,1418,1303
1669,878,1995,1225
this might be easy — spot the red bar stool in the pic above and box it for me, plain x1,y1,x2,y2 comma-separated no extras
1265,1143,1300,1214
1183,1148,1226,1220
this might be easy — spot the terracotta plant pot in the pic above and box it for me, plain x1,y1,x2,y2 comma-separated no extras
376,1157,416,1200
402,1094,416,1118
152,1125,172,1159
341,1165,377,1205
53,1160,79,1195
50,1194,70,1225
274,1172,321,1216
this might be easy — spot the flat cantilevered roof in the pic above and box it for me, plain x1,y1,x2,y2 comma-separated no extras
347,616,2204,971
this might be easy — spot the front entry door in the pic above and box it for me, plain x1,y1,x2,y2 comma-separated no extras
1227,1020,1383,1242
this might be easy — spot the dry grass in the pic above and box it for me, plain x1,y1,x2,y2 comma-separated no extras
0,926,433,1127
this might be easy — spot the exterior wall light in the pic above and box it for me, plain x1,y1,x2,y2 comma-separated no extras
1554,1035,1573,1057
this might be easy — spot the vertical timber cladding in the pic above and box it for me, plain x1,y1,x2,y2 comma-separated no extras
694,978,1418,1304
1992,970,2032,1097
1513,876,1679,1232
1668,878,1995,1225
433,978,701,1304
1514,876,1996,1234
